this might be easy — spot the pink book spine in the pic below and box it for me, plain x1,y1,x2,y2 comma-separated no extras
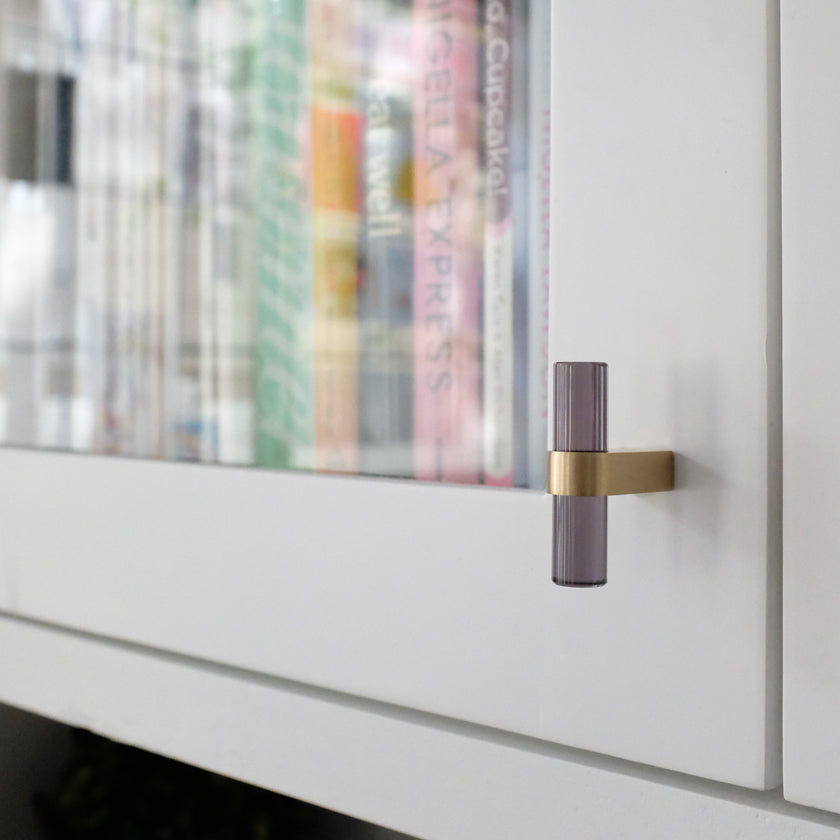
413,0,480,484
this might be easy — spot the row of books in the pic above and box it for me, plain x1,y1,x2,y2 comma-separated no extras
0,0,551,488
0,0,257,464
253,0,551,486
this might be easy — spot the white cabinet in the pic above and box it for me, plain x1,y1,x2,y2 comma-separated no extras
0,0,782,796
782,0,840,814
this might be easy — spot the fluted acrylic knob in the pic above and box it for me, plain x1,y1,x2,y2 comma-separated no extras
552,362,608,587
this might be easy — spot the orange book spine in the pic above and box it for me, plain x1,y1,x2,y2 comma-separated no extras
310,0,360,473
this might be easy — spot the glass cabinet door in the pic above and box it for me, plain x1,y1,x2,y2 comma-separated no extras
0,0,781,791
0,0,549,488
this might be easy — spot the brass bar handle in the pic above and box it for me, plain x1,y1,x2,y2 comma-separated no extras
546,451,675,497
549,362,675,588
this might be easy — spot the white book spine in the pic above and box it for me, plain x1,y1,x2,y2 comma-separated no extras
142,0,168,458
197,0,218,462
213,0,254,466
162,1,187,459
0,16,42,447
527,0,551,489
129,0,152,457
110,0,134,453
72,1,97,451
482,0,515,487
75,0,114,453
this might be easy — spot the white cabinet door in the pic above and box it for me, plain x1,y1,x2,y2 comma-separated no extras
781,0,840,813
0,0,779,788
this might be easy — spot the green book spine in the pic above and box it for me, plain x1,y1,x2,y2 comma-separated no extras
252,0,314,470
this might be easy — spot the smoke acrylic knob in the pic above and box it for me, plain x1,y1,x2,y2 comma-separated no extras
552,362,608,587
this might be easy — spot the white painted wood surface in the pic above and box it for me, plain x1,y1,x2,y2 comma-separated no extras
0,615,835,840
0,0,781,789
548,0,781,783
781,0,840,814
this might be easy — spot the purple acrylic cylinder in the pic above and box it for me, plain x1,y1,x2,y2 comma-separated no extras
552,362,608,587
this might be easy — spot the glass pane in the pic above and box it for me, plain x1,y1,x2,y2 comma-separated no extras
0,0,549,488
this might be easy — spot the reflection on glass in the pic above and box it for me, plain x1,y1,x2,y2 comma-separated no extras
0,0,549,488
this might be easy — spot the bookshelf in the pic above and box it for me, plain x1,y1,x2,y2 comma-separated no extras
0,0,545,485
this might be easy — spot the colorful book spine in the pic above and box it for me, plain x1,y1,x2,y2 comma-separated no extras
171,0,205,461
413,0,480,483
310,0,359,474
252,0,314,470
357,0,414,478
527,0,551,489
482,0,514,486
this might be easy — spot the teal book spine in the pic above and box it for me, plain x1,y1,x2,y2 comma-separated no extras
252,0,314,470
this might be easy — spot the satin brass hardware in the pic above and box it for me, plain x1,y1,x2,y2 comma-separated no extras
546,450,674,497
549,362,675,588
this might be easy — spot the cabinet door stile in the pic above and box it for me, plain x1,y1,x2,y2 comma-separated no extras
781,0,840,814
